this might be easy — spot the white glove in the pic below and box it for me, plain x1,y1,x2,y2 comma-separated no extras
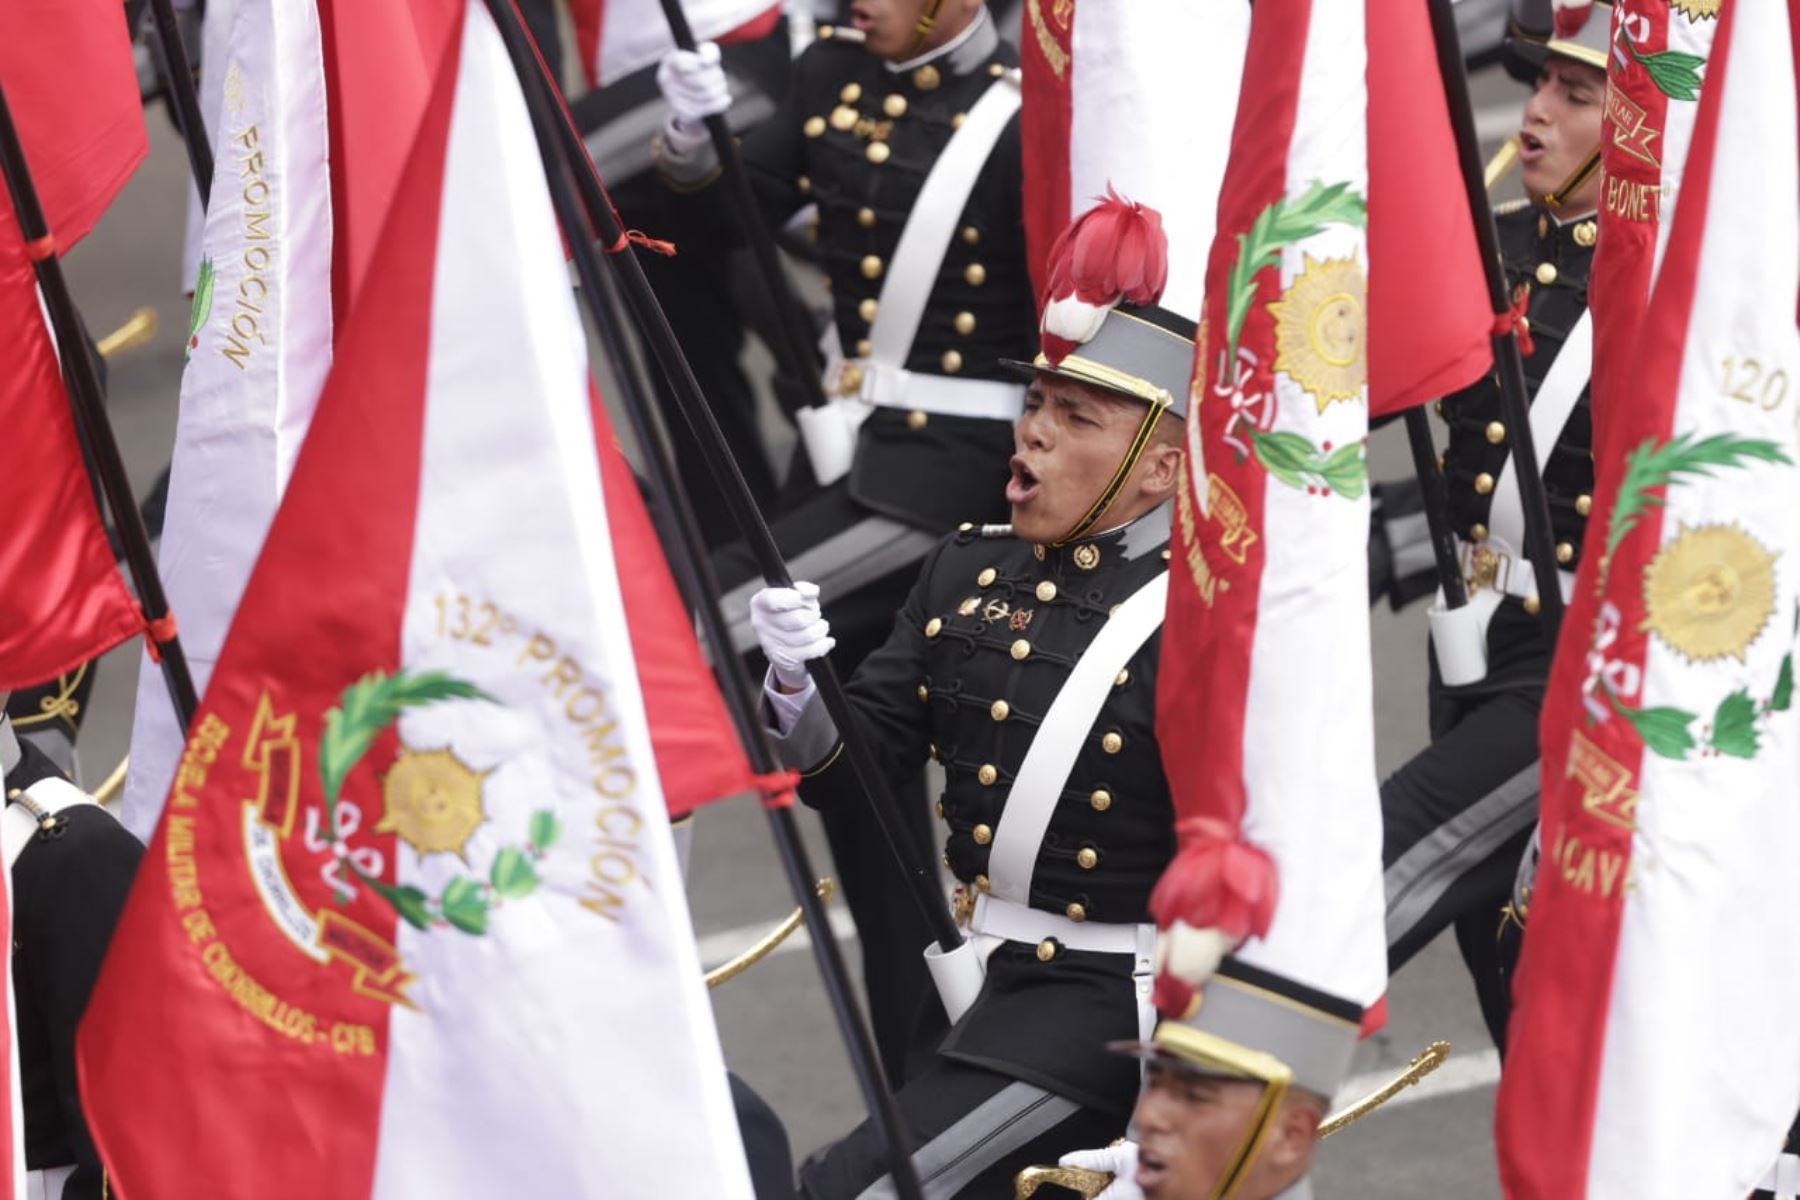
656,42,731,130
1153,920,1236,988
1059,1142,1142,1200
750,582,834,690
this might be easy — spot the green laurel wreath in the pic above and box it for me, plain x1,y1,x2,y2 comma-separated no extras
1248,430,1367,500
314,669,559,935
1622,27,1706,102
1600,432,1790,572
1222,181,1367,367
186,257,214,359
1610,607,1797,760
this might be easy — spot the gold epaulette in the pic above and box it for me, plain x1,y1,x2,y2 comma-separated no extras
1493,196,1534,215
814,23,868,46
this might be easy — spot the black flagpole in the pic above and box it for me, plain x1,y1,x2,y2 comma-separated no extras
144,0,214,204
0,82,199,730
483,6,925,1194
1403,409,1470,610
650,0,834,418
1424,0,1566,642
517,23,967,953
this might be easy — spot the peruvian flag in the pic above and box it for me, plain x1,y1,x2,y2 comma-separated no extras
1495,0,1800,1194
567,0,780,89
1018,0,1250,320
1149,0,1388,1021
123,0,338,841
1584,0,1718,449
0,0,151,689
1021,0,1486,412
78,3,758,1195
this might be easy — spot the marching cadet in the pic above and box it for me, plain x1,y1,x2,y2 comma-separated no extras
0,701,143,1199
749,196,1188,1196
653,0,1036,1079
1378,9,1605,1048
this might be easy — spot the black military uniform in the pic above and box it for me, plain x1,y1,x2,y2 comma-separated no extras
1380,198,1596,1049
5,667,99,779
0,717,143,1199
773,512,1175,1196
658,6,1036,1082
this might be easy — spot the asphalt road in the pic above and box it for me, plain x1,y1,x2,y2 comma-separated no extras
62,50,1537,1200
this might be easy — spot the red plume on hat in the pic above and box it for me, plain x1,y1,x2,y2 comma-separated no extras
1551,0,1595,39
1039,188,1169,366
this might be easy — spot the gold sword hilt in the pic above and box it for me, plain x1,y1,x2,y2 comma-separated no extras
1485,137,1520,192
96,306,159,359
1014,1164,1113,1199
1319,1040,1451,1138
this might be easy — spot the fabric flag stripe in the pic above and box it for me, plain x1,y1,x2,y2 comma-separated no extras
1159,0,1385,1013
1498,0,1800,1192
81,4,756,1193
570,0,781,89
124,0,337,841
1018,0,1249,319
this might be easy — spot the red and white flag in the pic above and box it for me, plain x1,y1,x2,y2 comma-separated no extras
124,0,338,840
568,0,779,88
1018,0,1250,319
0,0,151,689
1150,0,1388,1020
79,4,757,1194
1496,0,1800,1194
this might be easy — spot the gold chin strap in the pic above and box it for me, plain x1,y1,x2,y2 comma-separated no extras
1051,399,1170,547
1531,145,1602,212
904,0,951,58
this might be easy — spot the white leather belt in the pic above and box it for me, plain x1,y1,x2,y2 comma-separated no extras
971,892,1150,956
1762,1151,1800,1197
1454,536,1575,604
823,355,1025,419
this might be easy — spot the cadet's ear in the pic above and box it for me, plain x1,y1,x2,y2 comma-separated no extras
1138,436,1183,501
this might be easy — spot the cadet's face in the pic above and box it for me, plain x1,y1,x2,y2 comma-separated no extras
1518,60,1606,211
845,0,978,60
1131,1062,1321,1200
1009,376,1150,544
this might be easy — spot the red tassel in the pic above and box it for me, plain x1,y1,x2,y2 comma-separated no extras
752,768,801,810
1148,817,1278,943
1491,297,1535,358
1042,186,1169,309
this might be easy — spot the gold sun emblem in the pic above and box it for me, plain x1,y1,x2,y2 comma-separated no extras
1640,523,1778,663
377,746,491,861
1268,255,1367,411
1671,0,1720,19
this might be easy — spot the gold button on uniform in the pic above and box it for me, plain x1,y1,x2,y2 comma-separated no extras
1573,220,1597,247
990,699,1009,721
1076,847,1098,870
925,617,943,637
1485,421,1506,444
1576,493,1593,516
1101,731,1123,754
1072,543,1100,570
1089,789,1112,812
977,567,997,587
829,106,858,131
914,64,941,90
953,311,976,335
840,82,863,103
804,116,826,137
988,62,1006,77
818,23,835,37
797,175,812,193
972,823,993,844
1536,262,1558,285
1470,523,1489,541
1036,939,1057,962
1035,581,1057,602
1556,541,1574,564
883,93,907,118
964,262,987,286
917,683,930,702
1474,472,1496,495
1065,903,1086,923
855,337,872,357
1011,639,1031,661
961,225,980,246
858,298,879,322
951,111,967,129
941,349,963,373
861,254,884,279
977,764,998,786
975,874,990,892
906,409,928,430
1523,595,1543,615
936,800,944,818
865,141,891,164
1114,668,1130,687
857,206,877,228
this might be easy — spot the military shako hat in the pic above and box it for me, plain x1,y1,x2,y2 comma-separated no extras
1507,0,1613,73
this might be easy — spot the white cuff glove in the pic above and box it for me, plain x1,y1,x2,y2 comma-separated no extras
1059,1142,1142,1200
750,582,834,691
656,42,731,130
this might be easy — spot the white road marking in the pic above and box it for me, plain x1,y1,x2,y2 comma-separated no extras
698,911,1507,1109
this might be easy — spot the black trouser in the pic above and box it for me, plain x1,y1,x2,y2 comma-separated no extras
798,1057,1124,1200
1381,602,1548,1052
714,483,942,1085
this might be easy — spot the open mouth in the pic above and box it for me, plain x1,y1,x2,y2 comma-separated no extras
1518,130,1545,164
848,4,874,31
1135,1147,1168,1192
1006,456,1041,505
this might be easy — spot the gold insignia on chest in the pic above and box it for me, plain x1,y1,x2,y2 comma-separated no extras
982,598,1012,623
1072,544,1101,571
958,596,981,616
1008,610,1034,632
